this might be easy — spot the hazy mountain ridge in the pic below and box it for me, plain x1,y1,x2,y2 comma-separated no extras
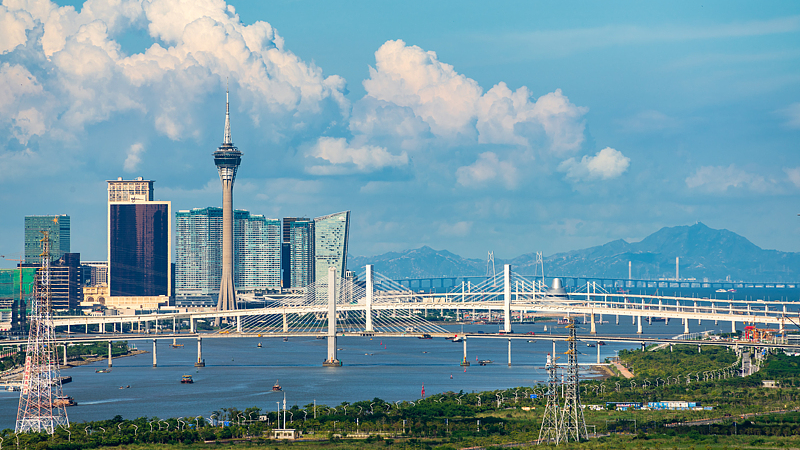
350,223,800,281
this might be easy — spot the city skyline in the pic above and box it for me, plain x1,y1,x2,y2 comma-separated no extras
1,1,799,267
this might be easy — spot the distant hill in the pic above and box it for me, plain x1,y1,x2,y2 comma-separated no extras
349,223,800,281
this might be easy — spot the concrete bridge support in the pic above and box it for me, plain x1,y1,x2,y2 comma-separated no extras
684,318,689,334
461,338,469,366
152,339,157,367
637,315,642,334
366,265,374,332
597,342,601,364
590,312,596,334
108,341,112,367
190,318,195,333
324,267,341,367
283,312,288,333
732,320,736,333
63,345,67,366
507,338,512,366
236,315,242,333
195,337,205,367
503,265,512,333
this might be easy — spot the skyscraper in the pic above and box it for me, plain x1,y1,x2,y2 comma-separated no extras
107,179,170,297
176,208,280,297
282,217,308,287
314,211,350,280
24,215,69,264
289,219,314,288
213,89,242,315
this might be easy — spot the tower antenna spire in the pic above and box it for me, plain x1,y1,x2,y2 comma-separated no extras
223,79,232,145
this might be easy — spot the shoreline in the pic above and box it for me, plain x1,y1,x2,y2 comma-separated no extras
0,349,148,381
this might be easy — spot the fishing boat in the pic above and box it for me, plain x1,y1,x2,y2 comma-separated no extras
418,334,432,339
181,375,193,384
95,368,111,373
53,396,77,407
478,360,493,366
272,380,282,391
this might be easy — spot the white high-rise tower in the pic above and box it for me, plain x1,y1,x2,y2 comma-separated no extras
213,88,242,322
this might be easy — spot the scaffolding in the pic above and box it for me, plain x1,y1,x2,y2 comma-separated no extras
558,320,587,443
16,231,69,433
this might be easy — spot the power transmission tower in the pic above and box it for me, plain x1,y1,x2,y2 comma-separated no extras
16,230,70,434
558,320,587,443
538,351,561,444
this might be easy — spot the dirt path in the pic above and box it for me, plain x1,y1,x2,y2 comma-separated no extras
611,360,634,378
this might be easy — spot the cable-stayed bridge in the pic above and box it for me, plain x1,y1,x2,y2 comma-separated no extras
7,265,795,367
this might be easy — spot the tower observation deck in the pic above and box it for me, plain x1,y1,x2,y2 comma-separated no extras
214,89,242,322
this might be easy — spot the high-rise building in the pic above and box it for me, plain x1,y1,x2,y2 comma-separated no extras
314,211,350,280
236,213,281,291
213,89,242,315
289,219,314,288
282,217,308,287
18,253,83,311
24,215,69,264
107,179,171,298
81,261,108,287
176,208,280,297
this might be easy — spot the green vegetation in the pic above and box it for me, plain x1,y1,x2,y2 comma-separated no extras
4,344,799,449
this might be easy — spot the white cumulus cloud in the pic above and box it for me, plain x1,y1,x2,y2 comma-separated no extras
456,152,519,189
559,147,630,182
355,40,587,154
685,164,772,193
786,167,800,188
306,137,408,175
123,142,145,172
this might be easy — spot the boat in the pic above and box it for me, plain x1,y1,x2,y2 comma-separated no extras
728,289,737,293
419,334,432,339
181,375,193,384
59,376,72,384
257,342,262,348
283,337,288,342
597,341,606,346
95,368,111,373
119,385,130,389
557,318,572,325
272,380,282,391
53,396,77,407
6,385,20,392
478,360,492,366
586,343,596,348
315,336,325,340
170,343,184,348
451,336,463,343
716,289,727,293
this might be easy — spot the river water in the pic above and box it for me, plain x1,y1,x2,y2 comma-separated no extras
0,314,737,430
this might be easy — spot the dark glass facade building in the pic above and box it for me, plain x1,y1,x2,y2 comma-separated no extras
108,203,170,297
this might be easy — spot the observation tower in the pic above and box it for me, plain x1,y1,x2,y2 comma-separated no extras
214,88,242,322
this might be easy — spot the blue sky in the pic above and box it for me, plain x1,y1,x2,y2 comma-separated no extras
1,0,799,267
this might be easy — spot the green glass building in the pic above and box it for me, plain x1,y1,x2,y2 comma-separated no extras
24,215,70,264
314,211,350,281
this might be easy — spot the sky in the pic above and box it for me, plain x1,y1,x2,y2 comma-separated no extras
1,0,799,268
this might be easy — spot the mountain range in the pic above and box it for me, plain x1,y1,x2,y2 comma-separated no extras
348,223,800,281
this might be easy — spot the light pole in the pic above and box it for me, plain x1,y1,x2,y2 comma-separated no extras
276,402,281,429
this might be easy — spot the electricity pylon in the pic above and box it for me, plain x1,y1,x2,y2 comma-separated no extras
538,351,561,444
558,320,587,443
16,230,70,433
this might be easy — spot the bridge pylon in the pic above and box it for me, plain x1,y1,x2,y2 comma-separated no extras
323,267,342,367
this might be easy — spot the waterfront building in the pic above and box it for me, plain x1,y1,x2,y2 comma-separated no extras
107,178,171,298
24,215,69,264
282,218,309,287
314,211,350,281
81,261,108,287
289,219,314,288
18,253,83,311
175,208,280,300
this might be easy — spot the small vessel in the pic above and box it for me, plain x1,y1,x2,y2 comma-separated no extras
257,342,262,348
716,289,727,293
418,334,432,339
283,337,288,342
95,368,111,373
478,360,492,366
170,343,184,348
557,318,571,325
272,380,282,391
119,385,130,389
181,375,193,384
597,341,606,346
586,343,596,348
53,396,77,407
59,376,72,384
6,385,20,392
